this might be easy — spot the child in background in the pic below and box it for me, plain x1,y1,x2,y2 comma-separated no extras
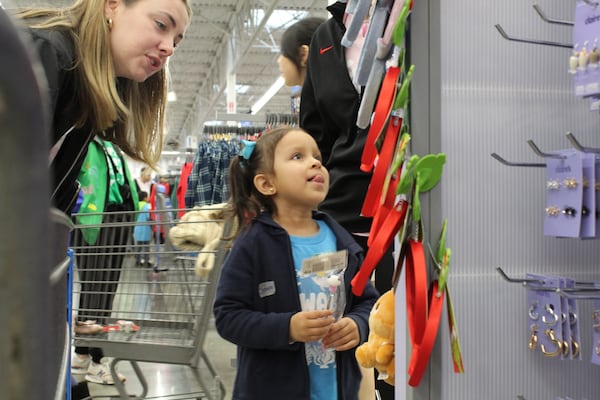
213,127,379,400
133,191,152,266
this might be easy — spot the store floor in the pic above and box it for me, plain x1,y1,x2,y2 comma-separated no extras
70,249,237,400
74,327,237,399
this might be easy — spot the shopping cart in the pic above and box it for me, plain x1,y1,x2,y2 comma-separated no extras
71,199,230,400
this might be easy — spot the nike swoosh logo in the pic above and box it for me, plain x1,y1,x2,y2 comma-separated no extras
320,45,334,55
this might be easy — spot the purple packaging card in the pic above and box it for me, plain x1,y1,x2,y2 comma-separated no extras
544,151,584,238
559,277,573,360
591,299,600,365
580,152,595,238
527,274,564,358
572,3,600,97
588,96,600,111
562,278,582,361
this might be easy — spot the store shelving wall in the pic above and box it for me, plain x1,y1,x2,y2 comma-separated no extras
409,0,600,399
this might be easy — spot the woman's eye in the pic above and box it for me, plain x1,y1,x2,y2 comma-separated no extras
155,20,167,30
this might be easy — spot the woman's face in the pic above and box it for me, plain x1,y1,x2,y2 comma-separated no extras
277,54,303,87
105,0,190,82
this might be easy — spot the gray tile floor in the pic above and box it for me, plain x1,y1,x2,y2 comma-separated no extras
74,328,237,399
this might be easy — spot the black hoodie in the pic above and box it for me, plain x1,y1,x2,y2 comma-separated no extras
300,1,372,234
29,28,94,213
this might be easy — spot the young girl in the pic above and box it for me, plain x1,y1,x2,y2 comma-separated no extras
213,127,379,400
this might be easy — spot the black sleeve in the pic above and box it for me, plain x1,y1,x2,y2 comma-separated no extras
299,27,333,164
28,29,75,143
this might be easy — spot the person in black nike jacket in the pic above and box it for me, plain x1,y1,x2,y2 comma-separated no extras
300,2,396,398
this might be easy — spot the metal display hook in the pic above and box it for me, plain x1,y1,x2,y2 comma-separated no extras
494,24,572,49
532,4,573,26
557,288,600,300
490,152,545,168
565,131,600,153
527,139,566,159
496,267,545,286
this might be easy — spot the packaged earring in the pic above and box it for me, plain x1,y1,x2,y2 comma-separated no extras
544,149,584,238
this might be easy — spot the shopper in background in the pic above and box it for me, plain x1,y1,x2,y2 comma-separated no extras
299,2,395,398
213,127,379,399
135,166,154,195
14,0,191,388
133,190,152,266
277,16,325,87
279,14,378,400
71,136,139,384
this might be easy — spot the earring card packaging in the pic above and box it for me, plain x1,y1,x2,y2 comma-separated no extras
526,274,564,358
544,150,584,238
571,2,600,99
560,277,582,361
591,299,600,366
580,153,595,238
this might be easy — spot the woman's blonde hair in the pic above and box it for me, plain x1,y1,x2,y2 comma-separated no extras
17,0,191,168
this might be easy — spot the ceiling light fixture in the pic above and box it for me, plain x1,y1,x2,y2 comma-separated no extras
250,77,284,115
167,91,177,102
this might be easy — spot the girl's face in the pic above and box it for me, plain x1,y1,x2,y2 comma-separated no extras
267,130,329,210
105,0,190,82
277,54,302,87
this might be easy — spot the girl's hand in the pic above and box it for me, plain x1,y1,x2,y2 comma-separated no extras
289,310,334,343
321,317,359,351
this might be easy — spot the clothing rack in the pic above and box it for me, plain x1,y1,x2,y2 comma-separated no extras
212,112,299,129
202,125,264,137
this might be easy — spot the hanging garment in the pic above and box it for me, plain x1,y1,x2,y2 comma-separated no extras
185,139,240,207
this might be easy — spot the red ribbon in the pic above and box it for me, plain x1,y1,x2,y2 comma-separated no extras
360,66,401,173
405,239,445,387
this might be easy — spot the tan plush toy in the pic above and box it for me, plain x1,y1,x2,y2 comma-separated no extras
355,289,395,386
168,203,227,277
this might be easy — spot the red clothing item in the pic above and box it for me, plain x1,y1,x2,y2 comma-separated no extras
176,162,193,218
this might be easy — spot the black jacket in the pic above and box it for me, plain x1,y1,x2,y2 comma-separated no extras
300,1,373,234
214,211,379,399
29,28,94,213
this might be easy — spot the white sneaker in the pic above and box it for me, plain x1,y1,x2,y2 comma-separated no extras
71,353,91,375
85,360,126,385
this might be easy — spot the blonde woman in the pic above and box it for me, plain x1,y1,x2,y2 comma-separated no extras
16,0,191,214
15,0,191,385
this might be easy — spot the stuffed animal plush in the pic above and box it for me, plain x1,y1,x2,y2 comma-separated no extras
355,289,395,386
168,203,227,277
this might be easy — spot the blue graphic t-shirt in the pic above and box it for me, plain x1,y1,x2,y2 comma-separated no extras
290,220,339,400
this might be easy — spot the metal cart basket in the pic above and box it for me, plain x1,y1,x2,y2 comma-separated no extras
71,198,230,400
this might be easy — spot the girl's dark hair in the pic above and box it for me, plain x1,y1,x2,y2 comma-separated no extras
280,17,325,69
227,127,296,237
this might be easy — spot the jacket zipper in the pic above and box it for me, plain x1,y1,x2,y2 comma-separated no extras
50,131,92,205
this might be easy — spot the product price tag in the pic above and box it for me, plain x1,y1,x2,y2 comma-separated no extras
301,250,347,275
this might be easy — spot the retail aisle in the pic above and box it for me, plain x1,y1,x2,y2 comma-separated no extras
74,327,236,399
70,247,237,399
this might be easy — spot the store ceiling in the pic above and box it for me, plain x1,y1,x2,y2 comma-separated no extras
8,0,329,150
165,0,328,150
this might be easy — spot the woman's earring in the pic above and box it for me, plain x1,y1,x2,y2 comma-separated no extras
107,19,113,31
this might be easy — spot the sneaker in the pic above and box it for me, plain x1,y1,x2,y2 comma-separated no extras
85,360,126,385
71,354,91,375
